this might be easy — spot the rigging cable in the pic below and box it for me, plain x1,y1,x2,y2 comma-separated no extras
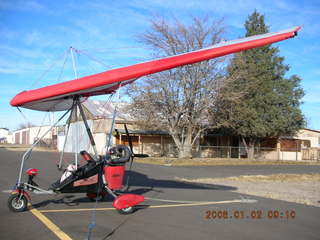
16,107,50,143
86,85,122,240
70,47,80,168
56,49,70,83
75,48,110,69
57,101,76,170
106,83,122,150
29,48,70,89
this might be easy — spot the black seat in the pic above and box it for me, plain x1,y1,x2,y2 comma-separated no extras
80,150,95,162
50,151,101,191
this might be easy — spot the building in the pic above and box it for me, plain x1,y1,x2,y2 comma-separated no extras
115,128,175,157
0,128,9,143
12,125,56,146
297,128,320,160
199,128,320,161
0,128,14,144
297,128,320,148
265,128,320,161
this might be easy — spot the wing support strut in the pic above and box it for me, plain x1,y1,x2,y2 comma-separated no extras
75,97,99,160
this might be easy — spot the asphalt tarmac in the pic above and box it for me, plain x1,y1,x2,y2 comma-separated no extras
0,148,319,240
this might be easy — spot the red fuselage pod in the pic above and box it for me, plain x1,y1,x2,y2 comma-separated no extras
113,194,145,210
104,166,125,190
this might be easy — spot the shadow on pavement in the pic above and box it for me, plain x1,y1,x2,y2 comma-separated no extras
125,170,236,195
31,170,236,209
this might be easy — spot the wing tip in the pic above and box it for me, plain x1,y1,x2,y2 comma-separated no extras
294,26,302,36
10,91,27,107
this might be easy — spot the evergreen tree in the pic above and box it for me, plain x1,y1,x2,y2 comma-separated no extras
224,10,304,159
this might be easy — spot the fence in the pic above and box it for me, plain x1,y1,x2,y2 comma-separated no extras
196,146,320,161
132,142,320,161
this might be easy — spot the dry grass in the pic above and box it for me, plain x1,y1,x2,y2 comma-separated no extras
176,173,320,207
1,145,320,165
135,157,320,166
0,144,57,152
176,173,320,183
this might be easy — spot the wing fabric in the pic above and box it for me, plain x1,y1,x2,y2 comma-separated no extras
10,26,301,111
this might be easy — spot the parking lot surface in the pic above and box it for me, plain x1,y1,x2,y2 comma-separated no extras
0,149,319,240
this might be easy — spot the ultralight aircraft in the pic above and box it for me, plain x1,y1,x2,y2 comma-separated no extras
7,26,301,214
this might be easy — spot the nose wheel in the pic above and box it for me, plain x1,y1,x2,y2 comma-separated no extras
117,206,134,214
8,193,28,212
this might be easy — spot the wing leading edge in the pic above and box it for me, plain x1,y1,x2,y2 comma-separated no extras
10,26,301,111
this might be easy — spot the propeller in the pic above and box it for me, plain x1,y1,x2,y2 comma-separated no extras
123,124,134,191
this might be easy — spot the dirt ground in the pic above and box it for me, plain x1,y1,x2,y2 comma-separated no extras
176,173,320,207
135,157,320,166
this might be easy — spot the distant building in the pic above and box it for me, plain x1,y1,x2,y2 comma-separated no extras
265,128,320,161
296,128,320,161
0,128,11,143
12,125,56,147
296,128,320,148
199,128,320,161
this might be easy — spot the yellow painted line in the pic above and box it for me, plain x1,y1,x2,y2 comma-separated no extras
28,204,72,240
39,199,243,213
40,207,115,213
146,200,243,208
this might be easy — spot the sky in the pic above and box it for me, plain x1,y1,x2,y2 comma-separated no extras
0,0,319,131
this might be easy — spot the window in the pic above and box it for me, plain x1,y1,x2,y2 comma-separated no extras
280,139,301,152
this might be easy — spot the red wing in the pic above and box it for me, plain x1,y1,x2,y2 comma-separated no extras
10,27,301,111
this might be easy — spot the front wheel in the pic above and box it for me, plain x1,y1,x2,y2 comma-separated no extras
8,193,28,212
117,206,134,215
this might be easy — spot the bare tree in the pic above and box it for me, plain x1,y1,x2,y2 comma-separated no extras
127,16,228,158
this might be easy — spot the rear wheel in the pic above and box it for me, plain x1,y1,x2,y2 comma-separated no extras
8,193,28,212
117,206,134,214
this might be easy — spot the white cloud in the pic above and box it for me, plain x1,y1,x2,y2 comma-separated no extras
0,44,49,59
24,30,42,45
23,30,64,48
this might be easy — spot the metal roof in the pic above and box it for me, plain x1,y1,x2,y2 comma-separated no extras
115,129,168,136
82,99,131,120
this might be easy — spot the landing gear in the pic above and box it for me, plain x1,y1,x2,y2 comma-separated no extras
117,206,134,215
8,193,28,212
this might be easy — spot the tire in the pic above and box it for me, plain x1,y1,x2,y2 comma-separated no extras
116,206,134,215
8,193,28,212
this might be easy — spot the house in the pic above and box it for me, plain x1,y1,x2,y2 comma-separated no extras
199,128,320,161
297,128,320,148
271,128,320,161
297,128,320,160
114,128,176,157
